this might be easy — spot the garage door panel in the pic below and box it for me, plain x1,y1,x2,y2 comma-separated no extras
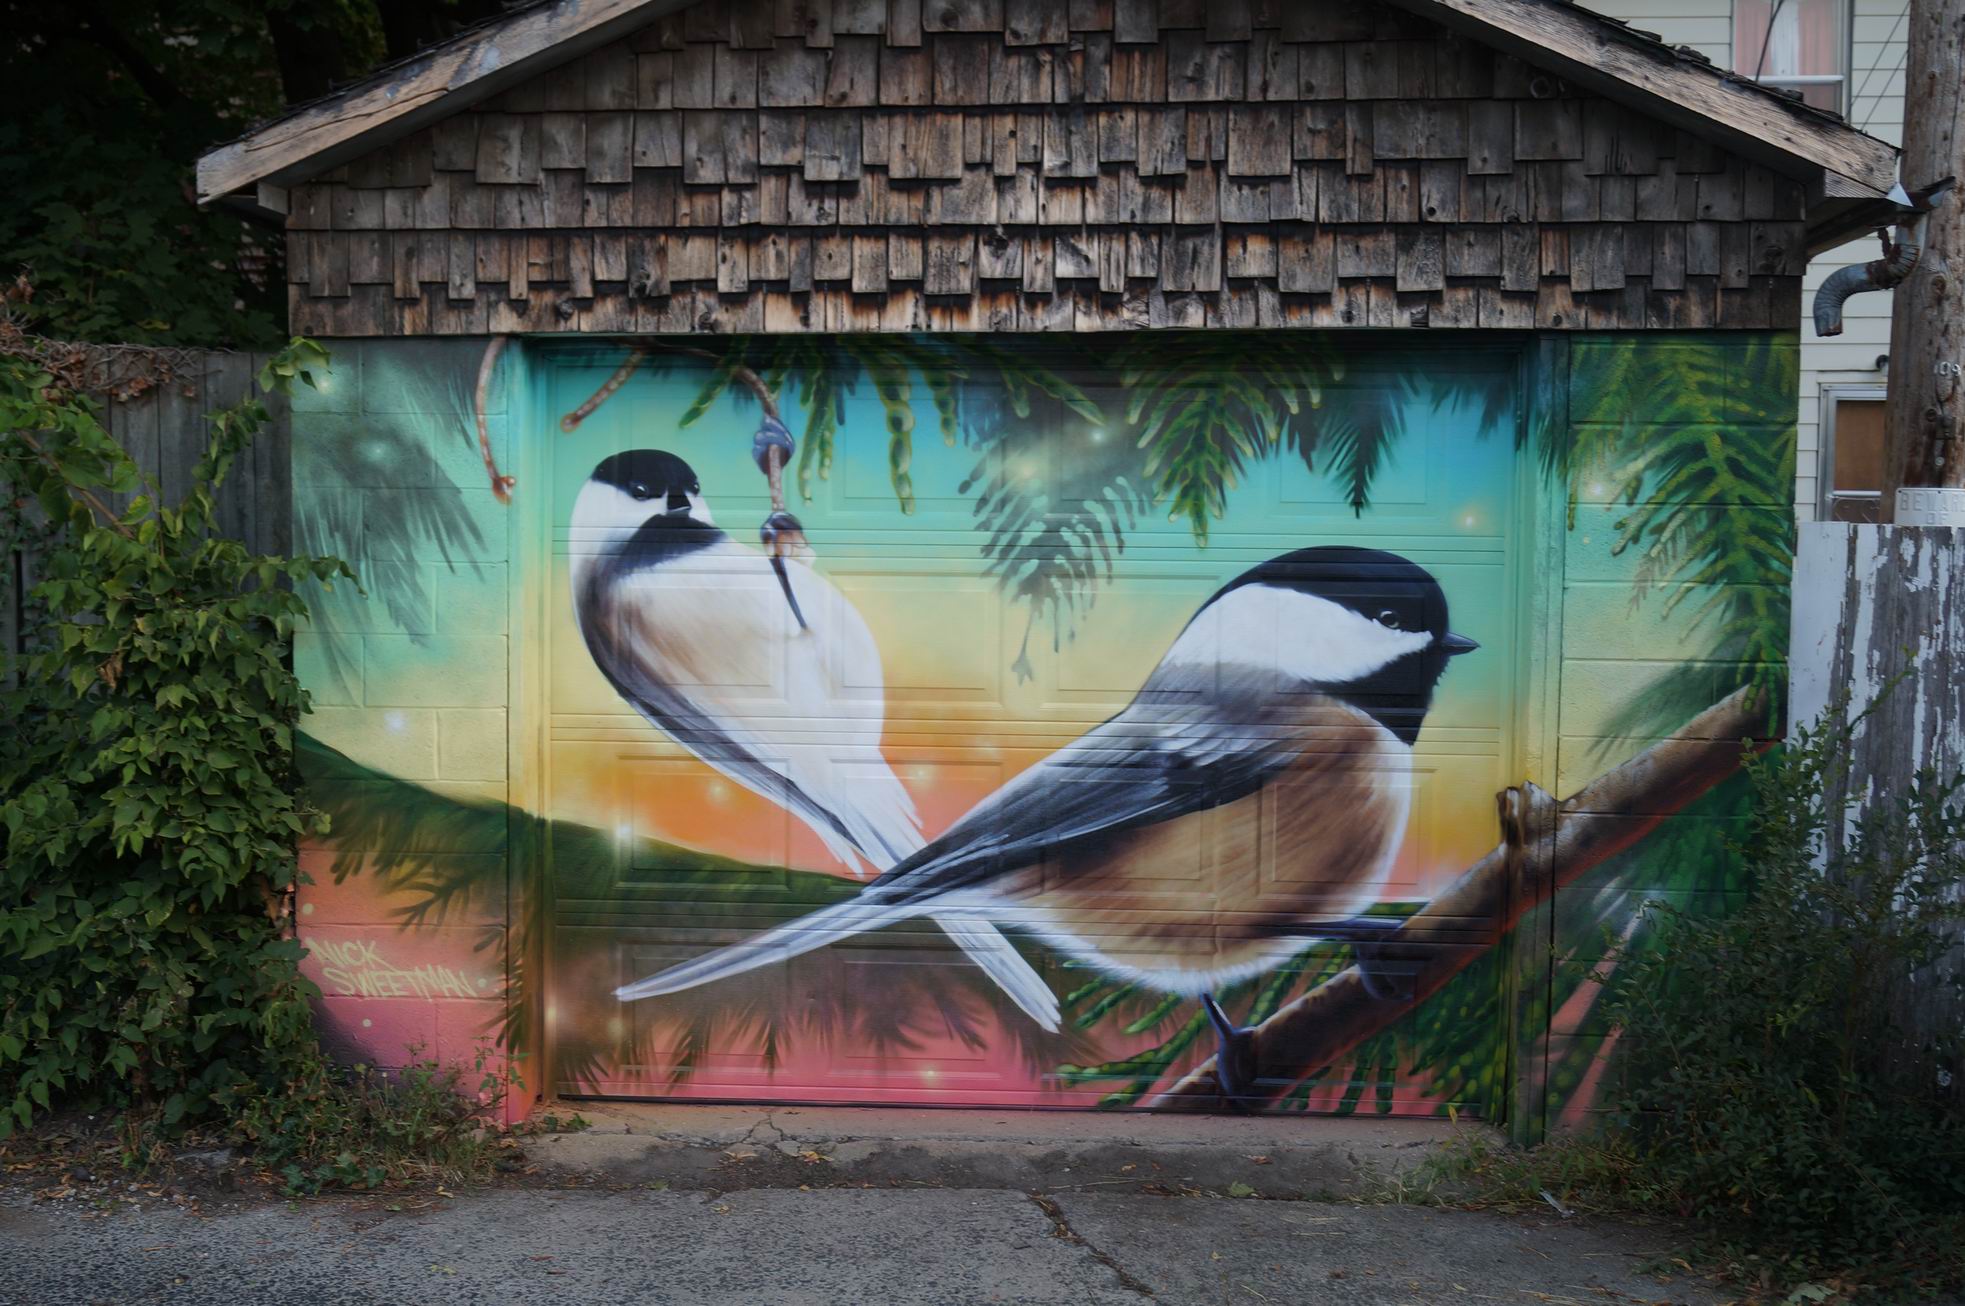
543,340,1519,1114
825,569,1007,704
568,922,1052,1098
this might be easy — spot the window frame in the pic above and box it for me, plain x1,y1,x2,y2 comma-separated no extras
1733,0,1854,116
1817,382,1889,522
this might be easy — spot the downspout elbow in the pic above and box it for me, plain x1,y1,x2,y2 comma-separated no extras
1813,222,1925,337
1813,178,1955,337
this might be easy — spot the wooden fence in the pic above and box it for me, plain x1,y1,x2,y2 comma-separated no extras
2,349,290,665
1791,523,1965,1059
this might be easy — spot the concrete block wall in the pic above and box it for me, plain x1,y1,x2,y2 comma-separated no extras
1540,331,1795,1127
289,338,522,1099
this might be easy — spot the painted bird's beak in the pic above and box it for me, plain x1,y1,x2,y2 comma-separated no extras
1441,631,1480,656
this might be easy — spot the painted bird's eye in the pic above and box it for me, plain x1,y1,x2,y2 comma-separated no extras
628,481,653,500
1376,609,1403,630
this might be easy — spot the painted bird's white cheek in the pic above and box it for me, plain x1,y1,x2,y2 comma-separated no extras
688,493,715,526
571,481,655,544
1178,586,1435,685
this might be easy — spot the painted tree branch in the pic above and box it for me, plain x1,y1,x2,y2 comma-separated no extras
1149,686,1771,1110
552,340,790,513
475,336,514,503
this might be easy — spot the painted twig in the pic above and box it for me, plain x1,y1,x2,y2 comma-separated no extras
556,339,788,513
765,443,786,514
475,337,515,503
559,341,782,429
559,346,649,433
478,337,786,511
1147,686,1772,1110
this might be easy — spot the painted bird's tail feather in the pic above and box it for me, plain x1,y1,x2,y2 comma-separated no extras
623,757,1062,1030
614,896,927,1002
930,913,1060,1032
614,896,1060,1033
814,764,925,878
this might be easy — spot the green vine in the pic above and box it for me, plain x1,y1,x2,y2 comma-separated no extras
0,339,353,1135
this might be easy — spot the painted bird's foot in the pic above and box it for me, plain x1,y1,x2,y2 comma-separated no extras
1331,915,1412,1003
761,512,811,630
752,416,796,473
1200,993,1260,1112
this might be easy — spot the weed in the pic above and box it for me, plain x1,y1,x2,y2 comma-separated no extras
514,1110,591,1136
224,1043,518,1196
1379,1129,1670,1217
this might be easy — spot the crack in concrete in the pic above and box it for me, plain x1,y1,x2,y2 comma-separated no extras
1027,1192,1156,1298
731,1114,789,1150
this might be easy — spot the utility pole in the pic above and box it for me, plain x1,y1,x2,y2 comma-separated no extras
1880,0,1965,520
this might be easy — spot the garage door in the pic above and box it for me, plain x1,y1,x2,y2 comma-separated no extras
541,335,1521,1114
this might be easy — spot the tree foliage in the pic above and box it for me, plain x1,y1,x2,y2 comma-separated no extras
0,1,511,346
660,335,1116,671
0,340,352,1134
654,334,1521,674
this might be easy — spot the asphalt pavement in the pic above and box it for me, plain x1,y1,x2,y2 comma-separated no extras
1,1182,1718,1306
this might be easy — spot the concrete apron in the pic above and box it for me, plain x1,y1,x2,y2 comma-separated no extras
522,1102,1470,1199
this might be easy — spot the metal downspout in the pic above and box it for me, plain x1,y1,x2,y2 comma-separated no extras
1813,178,1957,337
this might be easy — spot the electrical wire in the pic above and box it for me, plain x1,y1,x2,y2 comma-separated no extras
1850,1,1911,132
1753,0,1789,79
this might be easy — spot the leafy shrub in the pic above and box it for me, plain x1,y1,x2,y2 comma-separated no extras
1606,701,1965,1290
0,341,348,1135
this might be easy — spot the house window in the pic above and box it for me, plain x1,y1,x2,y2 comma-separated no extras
1735,0,1849,114
1819,385,1888,522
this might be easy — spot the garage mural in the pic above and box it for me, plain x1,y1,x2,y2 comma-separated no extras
293,332,1794,1122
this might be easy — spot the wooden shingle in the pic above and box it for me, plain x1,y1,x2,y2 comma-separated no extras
283,0,1815,335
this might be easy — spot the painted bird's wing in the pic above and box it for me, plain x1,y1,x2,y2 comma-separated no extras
777,557,925,867
592,545,1058,1027
611,683,1302,1011
864,685,1300,909
581,543,871,867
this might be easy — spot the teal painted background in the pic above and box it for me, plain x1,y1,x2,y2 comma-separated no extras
288,331,1795,1130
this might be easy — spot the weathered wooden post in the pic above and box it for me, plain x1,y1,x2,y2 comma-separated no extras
1881,0,1965,519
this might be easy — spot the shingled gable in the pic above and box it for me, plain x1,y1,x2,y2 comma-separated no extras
203,0,1902,336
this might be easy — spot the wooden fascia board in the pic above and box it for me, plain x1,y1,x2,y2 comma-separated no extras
1806,202,1897,257
1379,0,1897,196
196,0,686,204
1803,178,1903,256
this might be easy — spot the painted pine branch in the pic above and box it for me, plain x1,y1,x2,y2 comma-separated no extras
1149,686,1771,1110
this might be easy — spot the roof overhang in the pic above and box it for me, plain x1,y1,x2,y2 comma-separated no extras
200,0,1902,249
1375,0,1899,251
197,0,686,218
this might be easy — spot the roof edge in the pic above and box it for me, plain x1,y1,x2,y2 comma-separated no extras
198,0,1901,211
1381,0,1898,198
197,0,685,205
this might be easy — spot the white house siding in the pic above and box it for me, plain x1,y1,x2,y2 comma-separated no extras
1584,0,1908,521
1583,0,1736,62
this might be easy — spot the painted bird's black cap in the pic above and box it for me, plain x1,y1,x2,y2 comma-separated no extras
1206,545,1462,640
591,449,700,503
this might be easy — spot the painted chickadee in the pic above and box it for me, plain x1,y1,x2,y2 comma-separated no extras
570,448,1061,1030
614,545,1479,1076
